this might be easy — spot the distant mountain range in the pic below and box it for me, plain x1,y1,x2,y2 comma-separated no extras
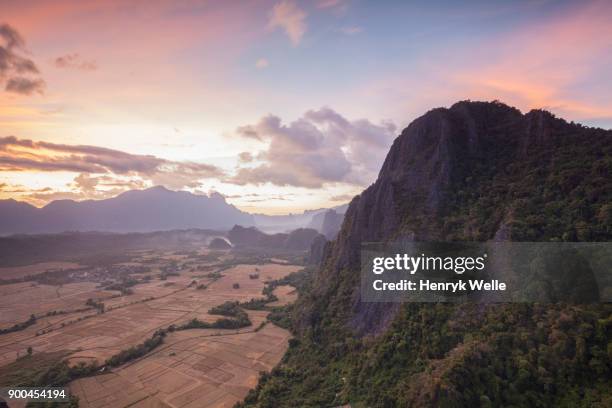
0,186,350,236
0,186,254,235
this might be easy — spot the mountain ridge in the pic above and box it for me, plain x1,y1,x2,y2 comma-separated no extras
314,100,611,335
0,186,254,235
0,187,350,236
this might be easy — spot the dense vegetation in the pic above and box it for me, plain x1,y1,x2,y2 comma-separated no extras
85,298,105,313
239,302,611,407
177,270,310,334
263,268,313,329
264,268,312,298
104,276,144,294
177,301,252,330
105,330,166,367
236,102,612,407
209,301,245,317
0,351,95,407
437,111,611,242
0,299,252,404
0,314,36,335
240,296,277,310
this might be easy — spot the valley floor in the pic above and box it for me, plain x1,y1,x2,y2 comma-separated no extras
0,250,300,408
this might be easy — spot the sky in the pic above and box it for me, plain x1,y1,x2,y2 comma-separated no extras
1,0,611,214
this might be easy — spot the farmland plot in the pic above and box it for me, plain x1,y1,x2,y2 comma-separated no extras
0,255,300,408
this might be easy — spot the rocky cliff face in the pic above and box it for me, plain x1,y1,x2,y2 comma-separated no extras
309,100,612,335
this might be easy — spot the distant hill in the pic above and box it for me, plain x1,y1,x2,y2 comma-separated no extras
0,186,254,235
227,225,322,251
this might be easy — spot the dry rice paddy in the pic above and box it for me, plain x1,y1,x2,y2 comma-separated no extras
0,262,82,280
0,257,300,408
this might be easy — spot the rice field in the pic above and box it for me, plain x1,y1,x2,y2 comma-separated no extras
0,255,300,408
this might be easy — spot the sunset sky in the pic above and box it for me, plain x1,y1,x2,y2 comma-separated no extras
1,0,611,214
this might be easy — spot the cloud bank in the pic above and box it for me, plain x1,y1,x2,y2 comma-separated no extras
230,107,396,188
0,135,223,190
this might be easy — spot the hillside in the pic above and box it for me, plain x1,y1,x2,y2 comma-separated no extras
0,229,223,267
0,186,254,235
238,101,612,407
228,225,322,251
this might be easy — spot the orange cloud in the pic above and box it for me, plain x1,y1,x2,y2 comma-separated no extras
0,136,224,191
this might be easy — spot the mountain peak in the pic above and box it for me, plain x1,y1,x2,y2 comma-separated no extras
308,100,612,335
148,185,171,192
131,185,172,195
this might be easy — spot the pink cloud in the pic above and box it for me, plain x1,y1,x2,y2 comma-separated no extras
54,53,97,71
0,136,224,190
268,1,307,46
230,107,396,188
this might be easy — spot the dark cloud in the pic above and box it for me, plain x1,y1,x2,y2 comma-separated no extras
229,108,396,188
10,55,38,74
0,136,225,190
0,135,34,148
0,24,24,49
0,155,104,173
235,126,262,141
0,136,161,174
54,53,97,71
5,77,45,95
0,23,45,95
